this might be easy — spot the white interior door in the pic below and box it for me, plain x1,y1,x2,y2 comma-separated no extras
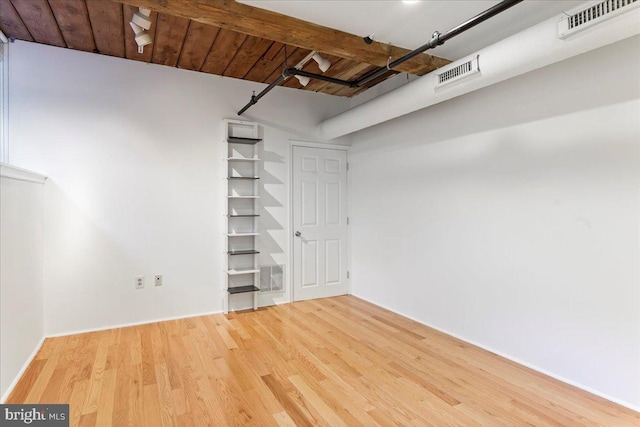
293,146,348,301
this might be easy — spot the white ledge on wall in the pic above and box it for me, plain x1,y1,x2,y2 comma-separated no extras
0,163,47,184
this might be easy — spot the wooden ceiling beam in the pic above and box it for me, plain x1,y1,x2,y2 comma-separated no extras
111,0,450,75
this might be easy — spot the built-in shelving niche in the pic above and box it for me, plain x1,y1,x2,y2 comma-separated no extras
224,120,261,313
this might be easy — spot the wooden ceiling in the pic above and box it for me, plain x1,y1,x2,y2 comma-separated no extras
0,0,450,97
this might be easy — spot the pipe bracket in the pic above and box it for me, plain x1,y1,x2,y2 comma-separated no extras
431,31,444,46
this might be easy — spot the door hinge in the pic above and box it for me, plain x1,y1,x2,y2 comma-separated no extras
347,217,350,225
347,162,349,171
347,271,350,279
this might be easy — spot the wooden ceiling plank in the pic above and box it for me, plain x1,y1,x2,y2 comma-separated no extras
0,0,33,41
122,4,157,62
223,36,274,79
176,21,219,71
151,13,190,67
111,0,450,75
86,0,125,57
242,44,285,83
200,28,247,76
262,41,283,62
239,40,286,82
11,0,66,47
48,0,96,52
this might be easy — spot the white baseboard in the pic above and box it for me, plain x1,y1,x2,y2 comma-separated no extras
45,310,223,338
351,293,640,413
1,336,46,403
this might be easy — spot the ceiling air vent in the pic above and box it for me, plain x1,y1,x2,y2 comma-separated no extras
558,0,639,39
435,55,480,89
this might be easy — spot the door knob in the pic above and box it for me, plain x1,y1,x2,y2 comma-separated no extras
295,231,301,237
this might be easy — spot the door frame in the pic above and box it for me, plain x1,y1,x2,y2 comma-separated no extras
289,140,350,303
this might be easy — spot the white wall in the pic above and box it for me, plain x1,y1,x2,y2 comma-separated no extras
8,41,349,335
0,167,45,400
348,35,640,409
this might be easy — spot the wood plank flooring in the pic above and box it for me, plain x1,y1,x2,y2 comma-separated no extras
6,296,639,426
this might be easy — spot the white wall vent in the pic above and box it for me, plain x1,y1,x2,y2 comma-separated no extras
260,265,284,292
435,55,480,89
558,0,639,39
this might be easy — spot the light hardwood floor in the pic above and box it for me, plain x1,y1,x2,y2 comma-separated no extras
7,296,639,426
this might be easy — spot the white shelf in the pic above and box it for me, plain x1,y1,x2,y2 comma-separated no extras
227,268,260,276
227,157,260,161
224,119,261,314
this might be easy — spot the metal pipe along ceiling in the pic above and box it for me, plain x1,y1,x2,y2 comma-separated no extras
317,2,640,139
237,0,524,116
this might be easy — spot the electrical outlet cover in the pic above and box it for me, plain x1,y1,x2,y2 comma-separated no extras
135,276,144,289
154,275,163,287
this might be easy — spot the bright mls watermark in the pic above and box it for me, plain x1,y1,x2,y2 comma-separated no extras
0,405,68,426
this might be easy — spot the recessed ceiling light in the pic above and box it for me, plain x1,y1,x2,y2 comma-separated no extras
402,0,420,4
